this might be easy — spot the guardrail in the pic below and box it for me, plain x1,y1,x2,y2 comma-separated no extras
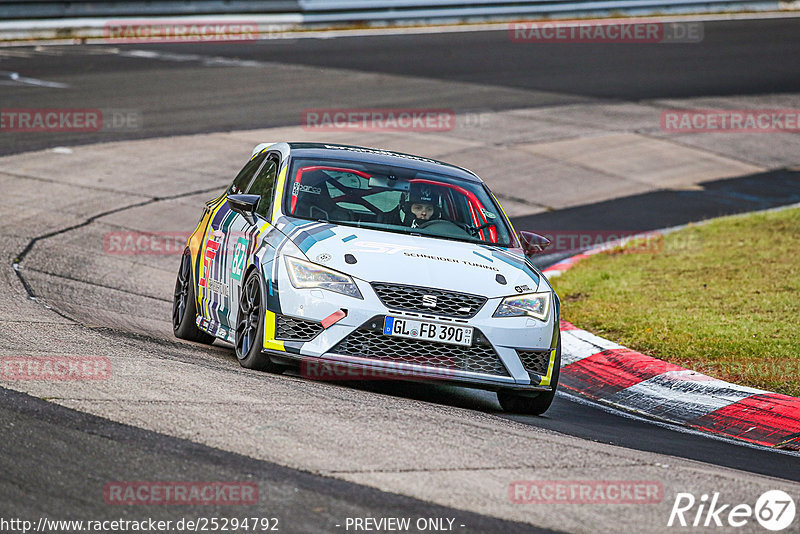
0,0,787,20
298,0,784,23
0,0,790,42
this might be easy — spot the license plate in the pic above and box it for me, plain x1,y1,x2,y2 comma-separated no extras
383,316,473,347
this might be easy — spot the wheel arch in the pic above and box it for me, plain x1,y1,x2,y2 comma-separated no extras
241,262,263,296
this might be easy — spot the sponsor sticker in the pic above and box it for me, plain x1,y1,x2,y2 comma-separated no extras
198,236,221,288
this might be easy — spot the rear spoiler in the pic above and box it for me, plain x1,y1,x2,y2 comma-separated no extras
251,143,274,158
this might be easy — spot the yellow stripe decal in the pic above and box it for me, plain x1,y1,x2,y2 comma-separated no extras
262,310,286,352
270,164,288,224
251,145,271,161
491,191,518,239
188,196,223,258
539,348,557,387
197,200,227,318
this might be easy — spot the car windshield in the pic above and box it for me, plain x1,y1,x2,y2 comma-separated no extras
284,157,517,247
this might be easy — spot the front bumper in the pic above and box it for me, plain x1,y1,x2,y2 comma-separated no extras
264,272,559,390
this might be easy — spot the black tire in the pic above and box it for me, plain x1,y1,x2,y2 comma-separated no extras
235,270,284,373
497,333,561,415
173,249,216,344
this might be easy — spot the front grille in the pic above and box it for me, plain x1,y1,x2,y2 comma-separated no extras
330,318,508,376
276,315,323,341
370,282,486,318
517,349,551,376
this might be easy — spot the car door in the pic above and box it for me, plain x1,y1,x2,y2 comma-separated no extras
198,151,269,335
223,152,280,332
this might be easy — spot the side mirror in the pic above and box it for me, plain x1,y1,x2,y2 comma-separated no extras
227,194,260,226
519,231,551,255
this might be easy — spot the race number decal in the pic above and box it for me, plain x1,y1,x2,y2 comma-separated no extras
231,237,249,282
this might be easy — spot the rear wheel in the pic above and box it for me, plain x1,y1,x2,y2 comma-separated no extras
235,270,284,373
497,334,561,415
173,249,215,344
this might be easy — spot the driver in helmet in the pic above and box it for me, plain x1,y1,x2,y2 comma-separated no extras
402,184,441,228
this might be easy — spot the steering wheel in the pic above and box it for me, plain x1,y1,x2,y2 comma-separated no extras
417,219,453,229
414,219,465,231
467,221,494,237
416,219,474,238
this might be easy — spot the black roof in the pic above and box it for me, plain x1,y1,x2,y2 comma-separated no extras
287,143,482,183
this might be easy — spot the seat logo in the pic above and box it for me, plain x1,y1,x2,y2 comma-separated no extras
422,295,437,308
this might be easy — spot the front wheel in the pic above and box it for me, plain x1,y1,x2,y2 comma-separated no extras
497,334,561,415
235,270,284,373
173,249,215,344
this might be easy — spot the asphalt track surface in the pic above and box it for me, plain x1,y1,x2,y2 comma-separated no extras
2,17,800,156
2,16,800,531
0,387,546,533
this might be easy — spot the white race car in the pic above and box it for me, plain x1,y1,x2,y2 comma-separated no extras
173,143,561,414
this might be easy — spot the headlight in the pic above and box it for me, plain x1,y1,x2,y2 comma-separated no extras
284,256,363,299
493,292,551,320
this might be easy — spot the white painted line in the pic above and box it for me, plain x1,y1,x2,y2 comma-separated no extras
0,49,35,57
116,49,263,68
0,70,69,88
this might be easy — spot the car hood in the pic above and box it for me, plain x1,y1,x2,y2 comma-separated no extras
290,223,544,299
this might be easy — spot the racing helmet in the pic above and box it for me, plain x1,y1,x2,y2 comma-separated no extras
401,182,441,223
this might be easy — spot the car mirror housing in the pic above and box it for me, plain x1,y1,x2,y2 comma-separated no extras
227,194,260,225
519,231,551,255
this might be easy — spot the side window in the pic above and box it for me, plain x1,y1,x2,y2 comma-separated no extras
246,156,279,219
229,152,267,195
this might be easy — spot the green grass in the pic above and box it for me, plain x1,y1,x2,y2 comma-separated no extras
550,207,800,397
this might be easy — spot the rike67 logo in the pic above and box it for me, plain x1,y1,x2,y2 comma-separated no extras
668,490,795,531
